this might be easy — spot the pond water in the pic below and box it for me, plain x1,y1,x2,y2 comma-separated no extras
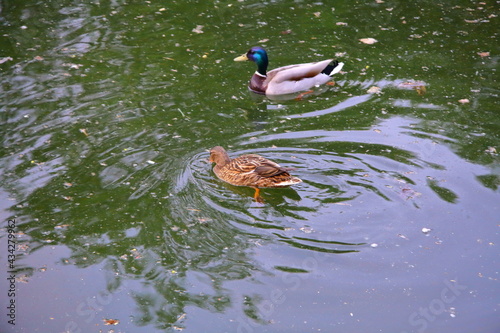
0,0,499,332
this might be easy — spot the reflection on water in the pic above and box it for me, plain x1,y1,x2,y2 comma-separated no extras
0,0,499,332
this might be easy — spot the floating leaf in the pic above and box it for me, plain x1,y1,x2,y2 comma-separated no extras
192,25,204,34
300,227,313,233
367,86,382,94
397,81,427,95
398,81,426,89
359,38,378,44
103,318,119,325
415,85,427,96
485,147,497,154
0,57,13,64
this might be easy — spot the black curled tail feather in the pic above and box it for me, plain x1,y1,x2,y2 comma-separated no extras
321,60,340,75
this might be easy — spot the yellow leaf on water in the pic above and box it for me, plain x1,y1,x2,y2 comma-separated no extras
415,86,427,96
103,319,119,325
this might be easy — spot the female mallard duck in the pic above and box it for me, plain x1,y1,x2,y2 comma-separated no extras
234,46,344,96
209,146,302,202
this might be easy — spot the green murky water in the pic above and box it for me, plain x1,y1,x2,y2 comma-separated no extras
1,0,499,332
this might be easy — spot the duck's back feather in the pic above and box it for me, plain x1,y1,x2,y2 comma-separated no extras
214,153,301,188
263,59,337,95
270,60,333,83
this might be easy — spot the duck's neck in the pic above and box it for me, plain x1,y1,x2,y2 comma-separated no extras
217,152,231,166
255,57,268,76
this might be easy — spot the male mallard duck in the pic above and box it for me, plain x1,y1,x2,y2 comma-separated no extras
234,46,344,96
209,146,302,202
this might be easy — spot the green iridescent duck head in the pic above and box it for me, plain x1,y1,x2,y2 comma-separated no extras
234,46,269,76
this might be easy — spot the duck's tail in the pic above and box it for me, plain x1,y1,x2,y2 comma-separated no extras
275,176,302,186
321,60,344,76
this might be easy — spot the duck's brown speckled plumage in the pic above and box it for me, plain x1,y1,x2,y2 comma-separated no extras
209,146,301,201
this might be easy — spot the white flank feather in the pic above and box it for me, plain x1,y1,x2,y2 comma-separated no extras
329,62,344,76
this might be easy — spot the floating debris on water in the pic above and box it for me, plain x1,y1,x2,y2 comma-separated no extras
367,86,382,94
484,146,497,154
300,227,313,233
0,57,13,64
422,227,432,234
192,25,204,34
103,318,119,325
359,38,378,44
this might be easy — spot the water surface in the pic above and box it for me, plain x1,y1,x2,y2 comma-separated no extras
0,0,499,332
